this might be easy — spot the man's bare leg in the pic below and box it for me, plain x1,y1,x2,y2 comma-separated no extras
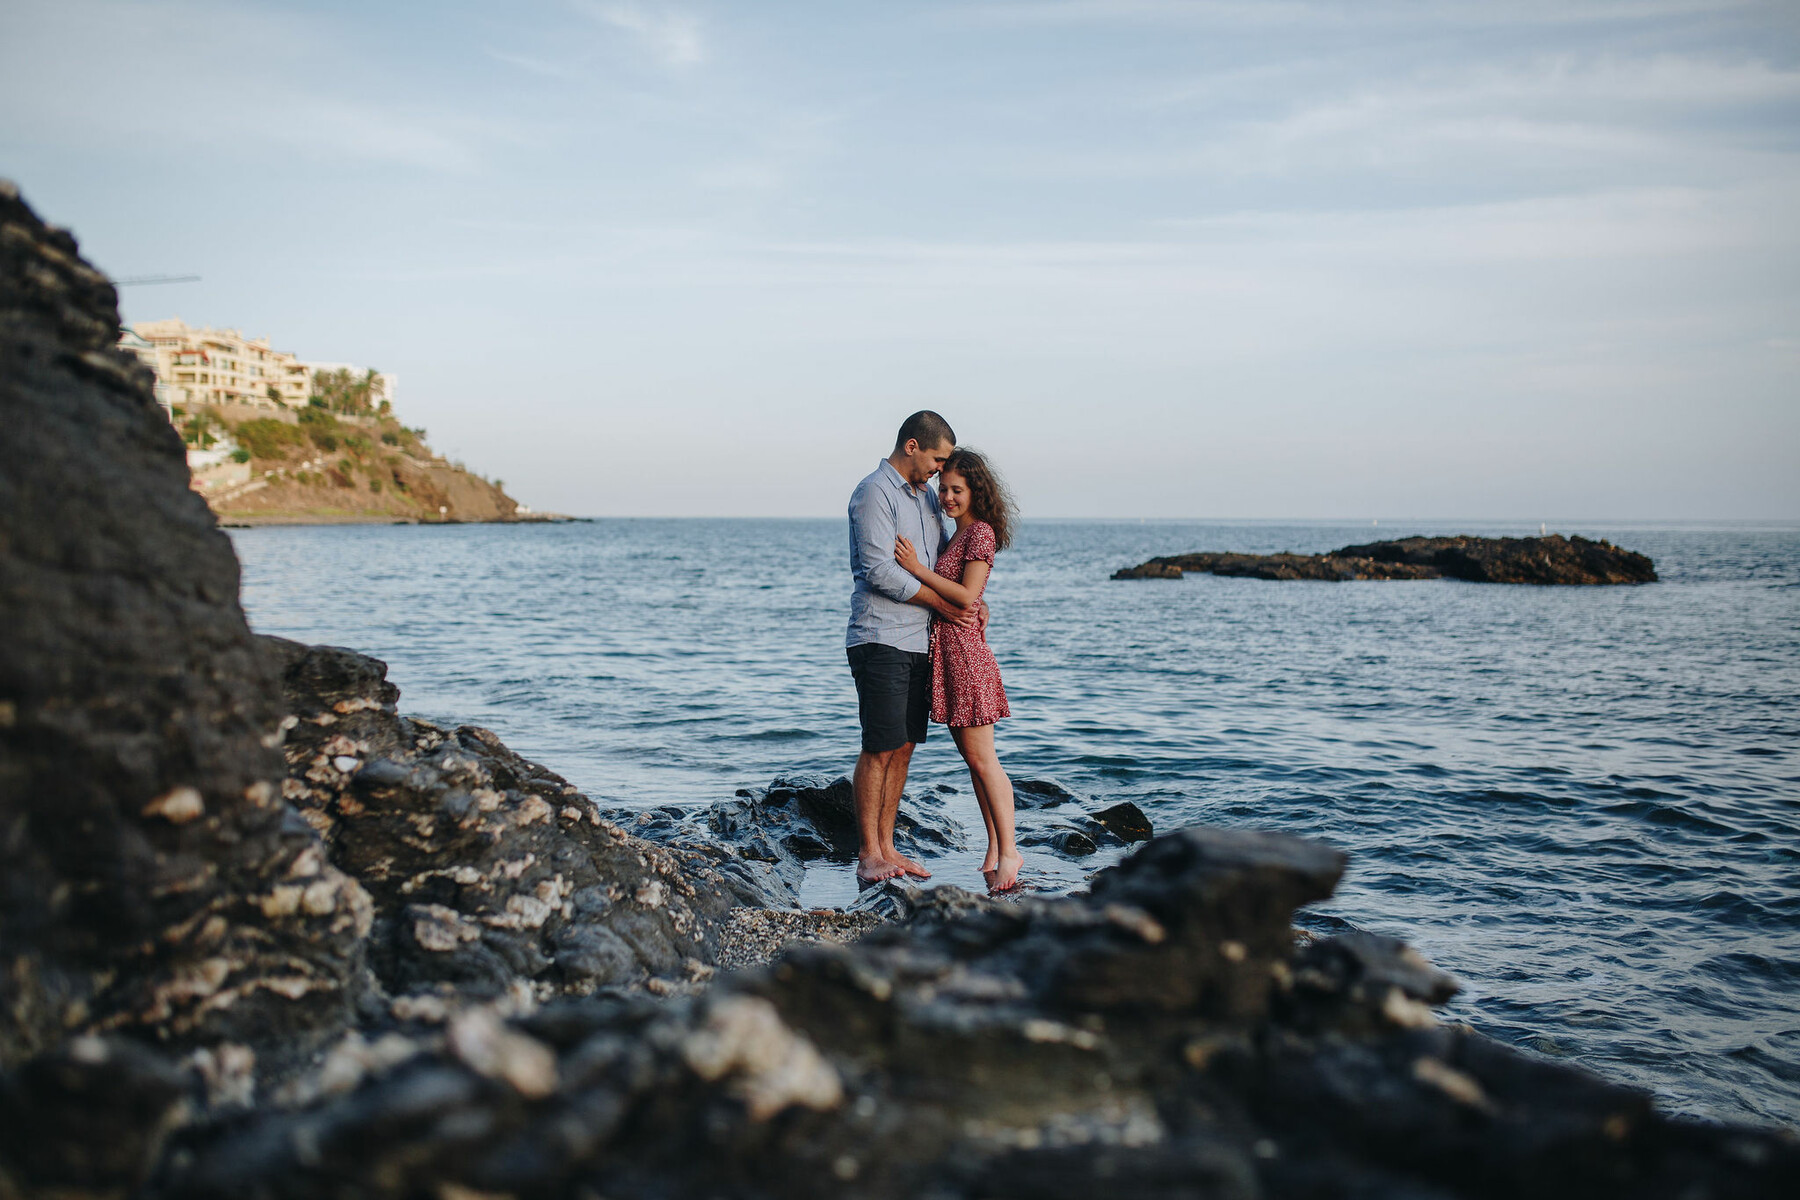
854,748,906,882
877,741,931,879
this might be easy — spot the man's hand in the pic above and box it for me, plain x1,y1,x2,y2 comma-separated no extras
977,599,990,634
940,596,981,629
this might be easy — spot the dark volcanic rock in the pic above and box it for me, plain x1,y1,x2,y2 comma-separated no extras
0,183,370,1069
614,775,969,908
262,637,738,1000
1090,799,1155,843
1335,534,1657,585
155,826,1799,1200
1115,534,1655,585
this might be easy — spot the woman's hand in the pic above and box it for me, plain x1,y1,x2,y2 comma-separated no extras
894,535,922,576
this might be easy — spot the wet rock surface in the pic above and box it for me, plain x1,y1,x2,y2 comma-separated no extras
615,774,1156,906
3,182,1790,1198
148,828,1799,1199
262,636,738,1002
1114,534,1657,585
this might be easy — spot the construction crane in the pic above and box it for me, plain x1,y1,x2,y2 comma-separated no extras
110,274,201,287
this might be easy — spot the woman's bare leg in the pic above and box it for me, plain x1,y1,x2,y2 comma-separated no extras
951,724,1021,891
952,726,1002,873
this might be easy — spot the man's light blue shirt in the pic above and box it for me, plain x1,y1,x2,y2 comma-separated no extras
846,459,949,653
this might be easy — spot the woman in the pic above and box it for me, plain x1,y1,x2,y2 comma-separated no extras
894,447,1023,892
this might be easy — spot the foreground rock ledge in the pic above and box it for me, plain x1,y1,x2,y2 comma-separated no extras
1114,535,1657,585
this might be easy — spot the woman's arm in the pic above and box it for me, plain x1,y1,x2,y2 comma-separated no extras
896,535,990,609
906,579,980,627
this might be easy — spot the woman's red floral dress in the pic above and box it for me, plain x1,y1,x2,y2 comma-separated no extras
929,519,1010,728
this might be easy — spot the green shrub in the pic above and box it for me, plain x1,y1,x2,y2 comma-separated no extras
231,448,250,463
232,418,306,461
298,407,342,451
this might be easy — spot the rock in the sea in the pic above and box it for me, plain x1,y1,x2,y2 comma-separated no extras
615,774,970,908
262,637,738,1000
1115,534,1656,585
1090,799,1155,843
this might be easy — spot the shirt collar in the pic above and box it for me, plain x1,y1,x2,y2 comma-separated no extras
878,458,918,497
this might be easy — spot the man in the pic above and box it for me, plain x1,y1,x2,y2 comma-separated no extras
846,410,981,883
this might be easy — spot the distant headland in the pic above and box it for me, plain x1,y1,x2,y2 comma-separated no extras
117,317,561,525
1114,534,1657,585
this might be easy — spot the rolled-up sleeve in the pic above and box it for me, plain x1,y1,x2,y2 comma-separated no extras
852,483,921,603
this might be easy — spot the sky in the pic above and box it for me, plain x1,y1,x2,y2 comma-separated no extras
3,0,1797,519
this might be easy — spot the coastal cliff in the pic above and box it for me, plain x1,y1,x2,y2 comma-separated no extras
4,185,1793,1198
193,406,536,525
1115,534,1657,584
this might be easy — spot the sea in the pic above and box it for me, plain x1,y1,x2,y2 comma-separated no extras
229,518,1800,1129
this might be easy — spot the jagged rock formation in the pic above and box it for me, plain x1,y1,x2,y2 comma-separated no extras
264,637,735,1002
1114,534,1657,584
148,829,1799,1199
0,182,371,1074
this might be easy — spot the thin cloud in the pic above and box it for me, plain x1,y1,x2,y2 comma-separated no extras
0,0,488,171
576,1,706,66
947,0,1758,29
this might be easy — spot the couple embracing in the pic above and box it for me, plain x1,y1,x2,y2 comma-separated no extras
845,410,1023,892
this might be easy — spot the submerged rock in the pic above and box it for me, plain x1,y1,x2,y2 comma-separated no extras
1114,534,1656,585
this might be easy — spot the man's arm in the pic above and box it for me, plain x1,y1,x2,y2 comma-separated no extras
907,579,980,627
851,486,920,604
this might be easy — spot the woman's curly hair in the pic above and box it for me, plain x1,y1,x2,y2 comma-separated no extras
941,447,1017,552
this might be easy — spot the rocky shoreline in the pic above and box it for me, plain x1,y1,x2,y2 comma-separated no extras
1114,535,1658,585
4,184,1793,1197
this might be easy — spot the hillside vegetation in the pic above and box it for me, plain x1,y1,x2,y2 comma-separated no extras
197,403,529,524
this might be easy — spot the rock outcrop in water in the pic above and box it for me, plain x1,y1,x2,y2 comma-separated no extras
1114,535,1657,584
3,183,1790,1198
615,776,1156,909
263,637,737,1002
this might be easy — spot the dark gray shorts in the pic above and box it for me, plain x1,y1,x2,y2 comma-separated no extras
847,643,930,754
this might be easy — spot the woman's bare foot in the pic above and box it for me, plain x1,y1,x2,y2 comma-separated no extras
989,850,1023,893
857,854,905,883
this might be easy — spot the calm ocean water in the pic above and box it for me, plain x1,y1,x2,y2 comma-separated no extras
230,518,1800,1128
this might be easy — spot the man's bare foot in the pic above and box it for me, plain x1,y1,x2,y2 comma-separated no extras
989,851,1024,893
891,852,932,879
857,854,905,883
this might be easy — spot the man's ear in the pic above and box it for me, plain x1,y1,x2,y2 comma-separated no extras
902,438,918,457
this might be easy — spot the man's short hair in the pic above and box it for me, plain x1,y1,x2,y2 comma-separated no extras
894,410,956,453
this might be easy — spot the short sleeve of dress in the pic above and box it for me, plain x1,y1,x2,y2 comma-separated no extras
966,521,997,565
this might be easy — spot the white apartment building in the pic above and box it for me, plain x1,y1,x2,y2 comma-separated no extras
124,318,395,414
131,318,313,409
